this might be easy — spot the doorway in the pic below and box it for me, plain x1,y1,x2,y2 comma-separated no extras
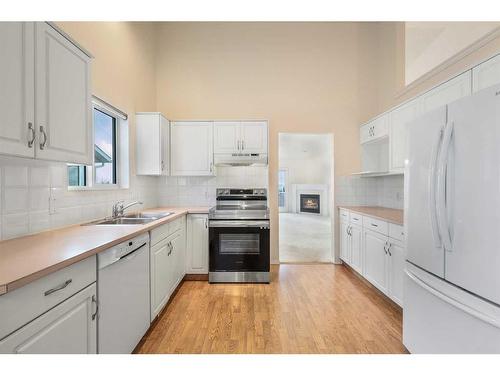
278,133,334,263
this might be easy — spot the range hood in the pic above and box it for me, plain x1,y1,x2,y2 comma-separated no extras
214,153,268,166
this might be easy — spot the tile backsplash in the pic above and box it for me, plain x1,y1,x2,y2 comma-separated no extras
158,166,269,207
0,156,158,240
335,174,404,209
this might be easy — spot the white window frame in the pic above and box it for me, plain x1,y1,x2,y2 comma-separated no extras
68,96,129,191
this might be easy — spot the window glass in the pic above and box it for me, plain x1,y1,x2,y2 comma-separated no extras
93,109,116,185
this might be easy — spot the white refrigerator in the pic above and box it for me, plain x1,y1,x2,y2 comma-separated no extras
404,84,500,353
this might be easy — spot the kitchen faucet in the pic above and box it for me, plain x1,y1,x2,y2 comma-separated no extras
112,200,143,218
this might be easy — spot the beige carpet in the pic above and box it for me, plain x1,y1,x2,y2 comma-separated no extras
279,213,332,263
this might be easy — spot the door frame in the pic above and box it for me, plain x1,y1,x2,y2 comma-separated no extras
278,168,289,213
277,132,335,264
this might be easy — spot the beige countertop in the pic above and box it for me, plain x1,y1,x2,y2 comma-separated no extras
0,206,209,296
338,206,404,225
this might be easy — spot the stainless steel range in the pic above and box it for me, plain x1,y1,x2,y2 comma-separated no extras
209,188,270,283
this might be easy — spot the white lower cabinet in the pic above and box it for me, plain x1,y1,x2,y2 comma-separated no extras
339,209,405,307
387,239,405,306
363,229,389,295
186,214,209,274
150,216,186,321
0,283,97,354
349,224,363,274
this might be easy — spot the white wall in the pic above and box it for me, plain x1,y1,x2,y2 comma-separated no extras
335,174,404,210
0,156,158,240
158,166,269,207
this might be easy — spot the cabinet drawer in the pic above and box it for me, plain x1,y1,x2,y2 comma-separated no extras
389,223,404,242
0,255,96,340
339,209,350,223
363,216,388,236
350,212,362,225
150,216,186,245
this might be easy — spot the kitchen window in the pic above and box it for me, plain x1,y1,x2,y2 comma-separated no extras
68,96,129,189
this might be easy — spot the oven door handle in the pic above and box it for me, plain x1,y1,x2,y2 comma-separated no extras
209,220,270,228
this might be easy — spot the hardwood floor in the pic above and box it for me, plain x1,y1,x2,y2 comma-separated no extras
136,264,407,354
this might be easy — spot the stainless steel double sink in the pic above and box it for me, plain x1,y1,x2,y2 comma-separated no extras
84,212,174,226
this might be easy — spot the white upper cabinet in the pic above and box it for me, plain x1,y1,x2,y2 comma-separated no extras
420,71,472,114
214,121,268,154
389,98,419,172
0,22,35,158
360,114,389,144
213,121,240,153
171,121,214,176
34,23,92,165
472,53,500,93
136,113,170,176
240,121,268,153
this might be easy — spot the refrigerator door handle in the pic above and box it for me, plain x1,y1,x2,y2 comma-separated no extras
429,126,444,248
405,268,500,329
436,121,454,252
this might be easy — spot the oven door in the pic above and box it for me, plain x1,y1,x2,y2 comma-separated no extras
209,220,270,272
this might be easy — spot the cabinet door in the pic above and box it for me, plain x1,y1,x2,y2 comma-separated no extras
170,231,185,293
240,121,268,153
0,284,96,354
35,22,92,164
389,99,419,172
388,240,405,306
161,115,170,175
186,214,209,274
472,54,500,93
371,115,389,140
420,71,472,114
150,238,172,320
0,22,35,158
136,113,161,175
171,121,214,176
340,222,350,264
360,122,372,144
214,121,240,153
363,229,388,294
350,224,363,274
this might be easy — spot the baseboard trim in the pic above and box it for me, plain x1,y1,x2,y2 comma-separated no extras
184,273,209,281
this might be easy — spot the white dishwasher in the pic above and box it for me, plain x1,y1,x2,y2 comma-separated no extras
97,233,150,354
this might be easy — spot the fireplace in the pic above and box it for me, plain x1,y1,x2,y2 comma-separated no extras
300,194,321,214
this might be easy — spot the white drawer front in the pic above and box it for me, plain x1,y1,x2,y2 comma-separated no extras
339,209,350,223
350,212,362,225
0,255,96,340
363,216,389,236
389,223,404,242
150,216,186,245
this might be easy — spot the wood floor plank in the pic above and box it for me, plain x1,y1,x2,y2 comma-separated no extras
135,264,408,354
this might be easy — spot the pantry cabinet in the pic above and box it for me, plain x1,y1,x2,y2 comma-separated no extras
170,121,214,176
186,214,209,274
136,113,170,175
0,22,35,158
213,121,268,154
0,284,97,354
472,53,500,93
0,22,92,164
389,99,419,173
420,71,472,114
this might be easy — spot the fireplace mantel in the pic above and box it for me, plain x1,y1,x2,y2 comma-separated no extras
291,184,329,216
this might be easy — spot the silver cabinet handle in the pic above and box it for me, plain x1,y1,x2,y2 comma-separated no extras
44,279,72,296
210,162,213,173
167,241,172,255
371,223,378,227
237,140,240,151
383,242,388,255
161,160,164,171
387,243,392,257
91,295,99,320
39,125,47,150
241,140,245,150
205,218,208,229
28,122,35,148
